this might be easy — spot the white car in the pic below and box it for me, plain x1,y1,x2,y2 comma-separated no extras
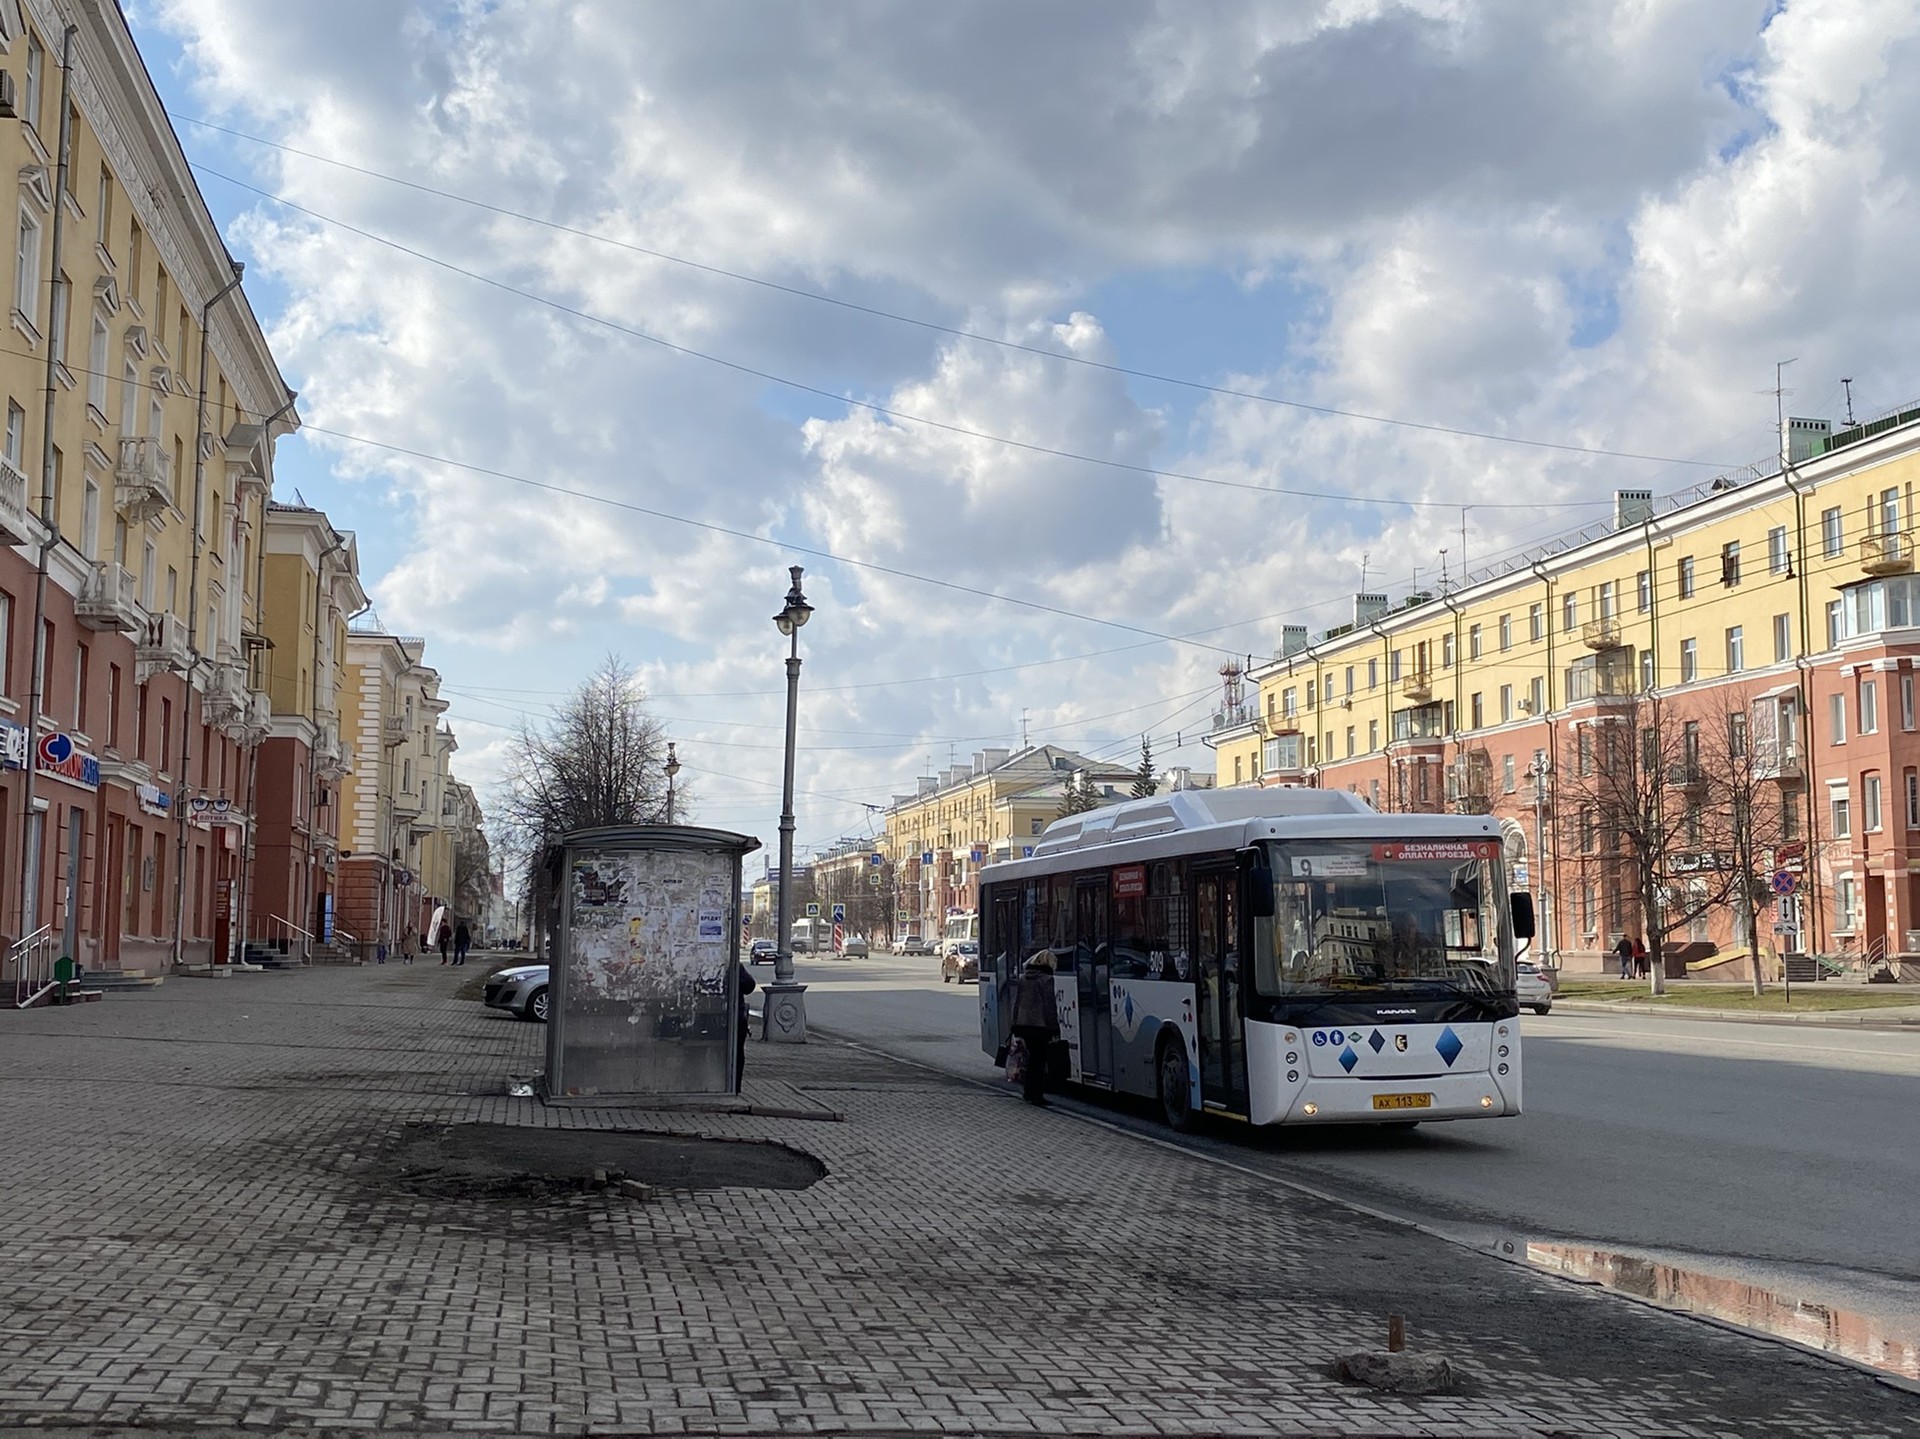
1516,960,1552,1015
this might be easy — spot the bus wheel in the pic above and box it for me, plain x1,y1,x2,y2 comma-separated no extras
1157,1036,1198,1132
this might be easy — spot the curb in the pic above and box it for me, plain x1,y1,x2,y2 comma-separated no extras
1552,999,1920,1029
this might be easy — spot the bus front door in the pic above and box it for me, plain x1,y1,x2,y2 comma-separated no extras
1193,867,1247,1113
1073,877,1112,1085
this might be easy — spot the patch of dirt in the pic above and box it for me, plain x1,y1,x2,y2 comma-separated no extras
367,1122,825,1203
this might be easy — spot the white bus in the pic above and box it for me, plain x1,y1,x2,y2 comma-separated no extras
978,787,1530,1130
939,910,978,958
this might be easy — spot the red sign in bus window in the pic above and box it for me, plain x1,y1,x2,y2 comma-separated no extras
1112,864,1147,897
1371,841,1500,862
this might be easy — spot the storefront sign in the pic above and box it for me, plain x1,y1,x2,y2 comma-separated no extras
36,732,99,790
136,783,171,816
0,720,26,770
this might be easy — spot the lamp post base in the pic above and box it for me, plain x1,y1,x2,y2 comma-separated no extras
760,982,809,1043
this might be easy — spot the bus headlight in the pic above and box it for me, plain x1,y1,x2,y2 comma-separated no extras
1480,1095,1495,1108
1302,1102,1319,1116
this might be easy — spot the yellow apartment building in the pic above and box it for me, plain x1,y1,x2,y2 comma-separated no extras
1208,405,1920,979
0,2,295,977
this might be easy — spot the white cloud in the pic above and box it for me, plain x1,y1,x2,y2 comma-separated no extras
145,0,1920,848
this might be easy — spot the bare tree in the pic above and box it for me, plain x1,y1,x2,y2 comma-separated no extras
494,656,674,954
1556,696,1739,994
452,831,494,923
1699,692,1793,996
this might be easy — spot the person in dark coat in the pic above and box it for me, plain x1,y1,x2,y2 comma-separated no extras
437,920,454,965
1614,934,1633,979
1009,953,1062,1107
734,961,757,1094
453,919,472,966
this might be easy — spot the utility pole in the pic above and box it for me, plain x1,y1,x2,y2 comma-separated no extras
15,23,77,946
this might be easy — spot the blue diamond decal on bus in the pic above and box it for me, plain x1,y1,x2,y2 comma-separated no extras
1338,1045,1359,1073
1435,1026,1464,1067
1368,1029,1386,1052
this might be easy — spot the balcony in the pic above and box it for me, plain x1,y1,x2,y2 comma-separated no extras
75,562,142,633
201,663,249,730
1860,532,1913,576
0,454,31,544
393,791,422,820
1401,669,1433,702
382,715,406,747
1754,741,1804,783
1666,761,1708,791
114,435,175,523
136,611,188,682
1582,616,1626,650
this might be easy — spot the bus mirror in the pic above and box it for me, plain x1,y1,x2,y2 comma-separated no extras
1510,892,1536,941
1247,850,1276,918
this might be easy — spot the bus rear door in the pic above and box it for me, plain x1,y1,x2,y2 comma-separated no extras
1074,876,1113,1085
1193,865,1247,1114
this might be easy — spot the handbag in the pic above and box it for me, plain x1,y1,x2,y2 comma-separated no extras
1005,1036,1029,1085
1046,1037,1071,1083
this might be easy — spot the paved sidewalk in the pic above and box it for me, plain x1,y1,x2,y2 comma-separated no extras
1553,999,1920,1027
1,964,1914,1437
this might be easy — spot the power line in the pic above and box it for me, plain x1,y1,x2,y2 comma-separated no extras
174,111,1735,470
188,160,1619,515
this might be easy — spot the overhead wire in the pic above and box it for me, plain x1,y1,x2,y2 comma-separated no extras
172,111,1737,470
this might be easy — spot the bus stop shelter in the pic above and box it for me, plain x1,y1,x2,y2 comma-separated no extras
540,825,760,1103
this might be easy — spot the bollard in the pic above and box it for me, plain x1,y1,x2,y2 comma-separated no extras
1387,1315,1406,1353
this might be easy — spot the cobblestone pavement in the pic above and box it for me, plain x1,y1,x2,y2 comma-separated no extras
1,963,1914,1438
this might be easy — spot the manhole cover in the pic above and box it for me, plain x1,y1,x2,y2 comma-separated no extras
371,1123,825,1202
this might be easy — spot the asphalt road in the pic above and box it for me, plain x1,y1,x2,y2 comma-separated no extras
788,950,1920,1361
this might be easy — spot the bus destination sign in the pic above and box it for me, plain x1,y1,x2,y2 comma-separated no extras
1372,841,1500,862
1112,864,1147,898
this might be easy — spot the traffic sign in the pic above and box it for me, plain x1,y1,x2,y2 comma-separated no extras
831,903,846,922
921,851,934,866
1770,870,1797,896
805,901,820,917
869,853,884,866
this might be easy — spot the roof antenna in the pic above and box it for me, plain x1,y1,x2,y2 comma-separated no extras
1842,377,1856,427
1438,547,1449,593
1360,552,1370,590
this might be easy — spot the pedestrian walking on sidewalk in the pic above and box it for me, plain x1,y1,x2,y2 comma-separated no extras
1009,952,1061,1107
734,961,757,1094
1614,934,1633,979
437,921,453,965
453,919,471,966
400,927,419,965
1633,936,1650,979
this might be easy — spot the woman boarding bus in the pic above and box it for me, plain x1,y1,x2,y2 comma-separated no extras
978,787,1533,1130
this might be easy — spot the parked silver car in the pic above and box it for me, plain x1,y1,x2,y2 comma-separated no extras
840,935,870,959
1516,960,1552,1015
484,964,551,1022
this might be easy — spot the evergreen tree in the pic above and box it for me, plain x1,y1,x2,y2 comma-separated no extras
1132,735,1157,798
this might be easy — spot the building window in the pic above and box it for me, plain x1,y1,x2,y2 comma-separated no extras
1677,557,1695,599
1907,771,1919,829
1282,686,1296,719
1679,637,1697,683
1834,874,1855,932
1469,625,1482,660
1529,675,1544,714
1367,658,1378,691
87,316,109,412
1720,540,1741,587
1442,632,1454,667
106,663,121,749
1864,774,1883,833
1639,649,1655,691
1503,754,1516,792
1344,666,1354,698
1635,572,1651,614
14,209,42,327
1830,692,1846,745
1562,592,1577,632
1578,728,1594,776
1861,680,1879,734
1499,684,1513,723
1598,581,1615,620
1234,756,1242,784
1769,526,1789,574
1830,792,1851,839
1825,600,1842,650
1822,506,1844,559
1528,603,1543,640
1368,718,1378,751
1905,674,1916,731
24,36,45,134
1345,725,1355,758
1499,613,1512,651
1470,692,1483,729
1773,613,1791,663
3,401,22,466
1728,711,1747,757
1725,626,1743,674
80,478,98,559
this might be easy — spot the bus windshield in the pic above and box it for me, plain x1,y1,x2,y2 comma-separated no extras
1256,839,1513,998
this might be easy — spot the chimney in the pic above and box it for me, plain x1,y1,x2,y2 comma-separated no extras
1166,765,1191,790
1783,416,1831,465
917,775,938,796
1614,489,1654,530
978,747,1010,773
1278,624,1308,658
1353,592,1389,626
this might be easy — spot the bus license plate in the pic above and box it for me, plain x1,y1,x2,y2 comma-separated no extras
1373,1093,1432,1111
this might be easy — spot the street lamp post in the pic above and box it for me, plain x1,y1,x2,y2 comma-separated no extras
664,741,680,824
764,566,813,1042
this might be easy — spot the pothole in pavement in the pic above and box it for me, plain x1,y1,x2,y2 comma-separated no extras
363,1122,826,1204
